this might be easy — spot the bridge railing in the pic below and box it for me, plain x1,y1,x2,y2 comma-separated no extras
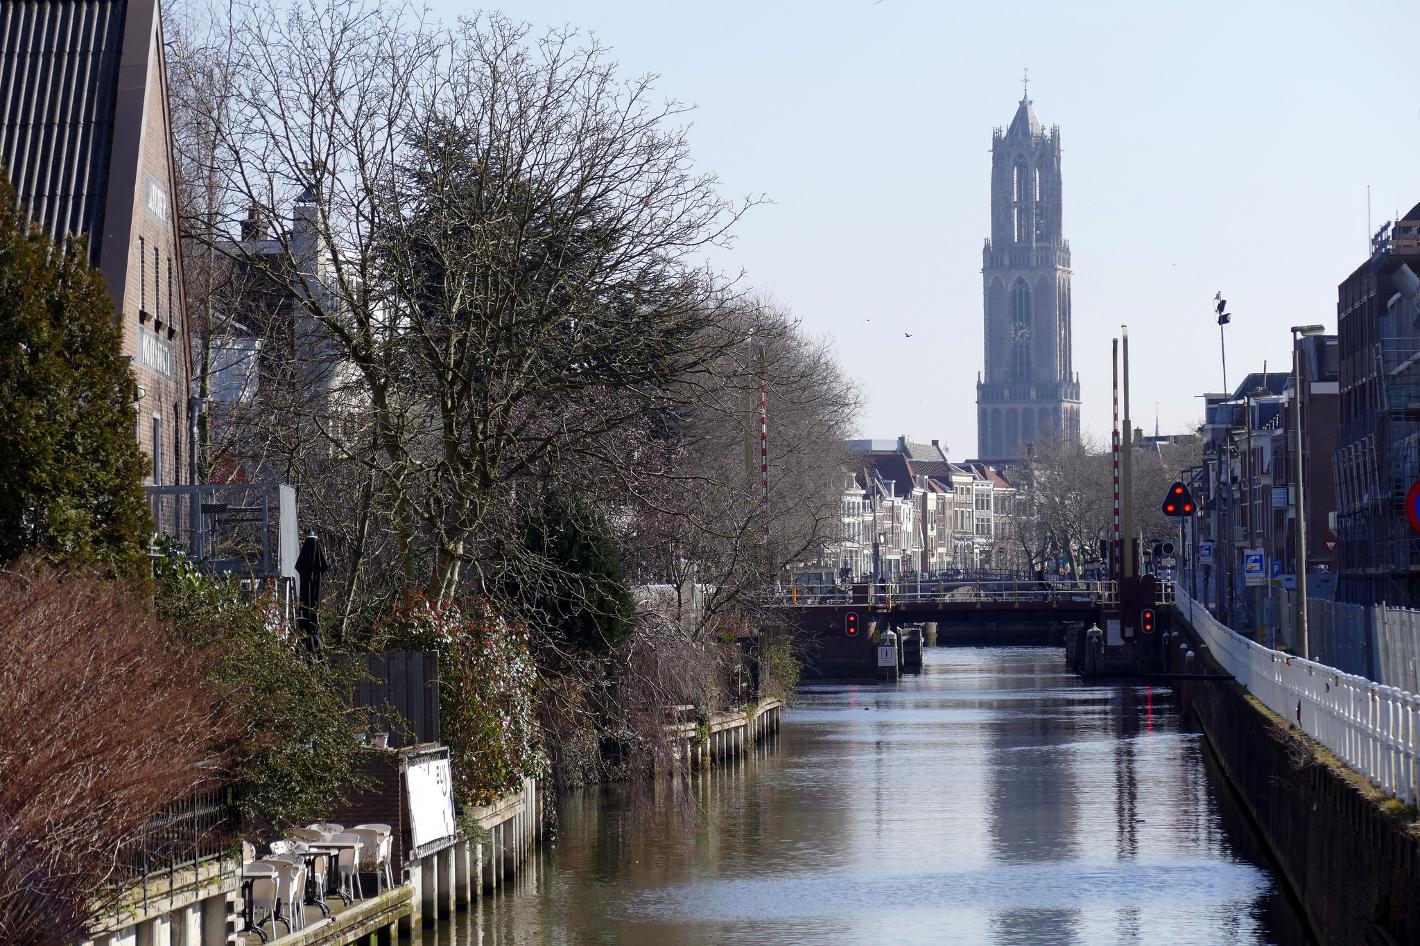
1176,583,1420,804
777,580,1128,608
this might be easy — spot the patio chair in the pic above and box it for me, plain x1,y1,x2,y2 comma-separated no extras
351,827,393,893
243,861,286,939
324,832,364,900
290,827,323,843
307,822,344,834
268,854,309,931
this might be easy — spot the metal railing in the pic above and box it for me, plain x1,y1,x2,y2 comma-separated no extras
1177,584,1420,804
778,579,1138,608
106,788,236,912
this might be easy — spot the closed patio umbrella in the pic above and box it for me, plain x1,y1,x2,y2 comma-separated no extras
295,532,329,656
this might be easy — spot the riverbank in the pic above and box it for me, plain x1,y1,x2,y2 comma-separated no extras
1173,604,1420,946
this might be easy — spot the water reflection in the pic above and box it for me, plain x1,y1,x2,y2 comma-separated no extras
434,647,1311,946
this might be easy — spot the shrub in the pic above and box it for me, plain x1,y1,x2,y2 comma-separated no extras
0,178,150,575
154,547,370,835
382,595,543,806
0,561,231,945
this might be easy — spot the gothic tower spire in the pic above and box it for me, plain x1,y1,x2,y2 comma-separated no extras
975,89,1081,460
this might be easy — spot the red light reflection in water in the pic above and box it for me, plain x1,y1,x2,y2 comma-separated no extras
1146,686,1154,732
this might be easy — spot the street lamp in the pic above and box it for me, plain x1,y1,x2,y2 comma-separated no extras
1291,323,1326,658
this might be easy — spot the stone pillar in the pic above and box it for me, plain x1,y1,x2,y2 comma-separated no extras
199,891,231,946
174,905,200,946
401,863,422,936
454,837,473,906
474,840,484,897
438,844,456,917
420,853,439,926
376,919,398,946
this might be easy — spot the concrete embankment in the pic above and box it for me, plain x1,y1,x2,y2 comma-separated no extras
1172,606,1420,946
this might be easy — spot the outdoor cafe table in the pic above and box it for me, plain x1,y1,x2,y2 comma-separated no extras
291,847,334,918
305,838,362,903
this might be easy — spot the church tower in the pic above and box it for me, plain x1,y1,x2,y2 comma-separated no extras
976,87,1081,460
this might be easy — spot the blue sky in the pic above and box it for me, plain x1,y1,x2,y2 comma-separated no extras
431,0,1420,457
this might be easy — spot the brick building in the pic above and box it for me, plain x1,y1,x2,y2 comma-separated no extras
1,0,192,486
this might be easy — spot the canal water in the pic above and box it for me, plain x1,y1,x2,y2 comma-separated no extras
435,647,1313,946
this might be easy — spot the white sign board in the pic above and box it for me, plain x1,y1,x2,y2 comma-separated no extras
877,645,897,668
405,756,456,849
1106,619,1123,647
1243,548,1266,587
1198,541,1214,564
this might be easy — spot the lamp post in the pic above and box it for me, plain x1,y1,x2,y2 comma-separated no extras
1213,293,1234,624
1291,324,1326,658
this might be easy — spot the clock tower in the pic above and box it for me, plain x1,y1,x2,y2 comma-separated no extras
975,87,1080,460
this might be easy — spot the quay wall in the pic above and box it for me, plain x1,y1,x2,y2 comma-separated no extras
1174,607,1420,946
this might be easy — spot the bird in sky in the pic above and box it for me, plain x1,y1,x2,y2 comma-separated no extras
904,332,913,338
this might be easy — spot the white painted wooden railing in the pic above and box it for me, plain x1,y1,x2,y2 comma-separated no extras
1177,584,1420,804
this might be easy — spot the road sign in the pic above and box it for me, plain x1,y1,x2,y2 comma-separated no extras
1271,558,1283,578
1408,479,1420,534
1324,538,1338,554
877,644,897,668
1199,541,1214,564
1243,548,1266,587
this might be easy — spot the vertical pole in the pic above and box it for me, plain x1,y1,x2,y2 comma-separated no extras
1112,338,1122,582
759,342,769,561
1294,335,1311,658
1121,326,1134,580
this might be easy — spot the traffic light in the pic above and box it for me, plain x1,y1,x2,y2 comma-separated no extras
1162,482,1196,517
1140,608,1156,634
1162,541,1176,557
845,611,860,637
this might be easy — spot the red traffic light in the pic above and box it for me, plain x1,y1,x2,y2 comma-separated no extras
845,611,860,637
1162,482,1196,517
1140,608,1156,634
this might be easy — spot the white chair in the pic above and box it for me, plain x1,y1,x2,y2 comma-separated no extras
351,827,393,893
269,854,308,930
243,862,285,939
291,827,323,843
241,839,258,862
268,839,290,855
308,822,344,834
324,832,364,900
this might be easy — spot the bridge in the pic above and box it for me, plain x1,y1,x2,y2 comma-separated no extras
773,579,1175,678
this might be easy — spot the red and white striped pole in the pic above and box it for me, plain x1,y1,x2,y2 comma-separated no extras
1112,337,1121,583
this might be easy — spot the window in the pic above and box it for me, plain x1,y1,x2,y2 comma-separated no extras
139,237,147,312
173,402,182,486
154,246,161,322
167,255,175,328
151,414,163,485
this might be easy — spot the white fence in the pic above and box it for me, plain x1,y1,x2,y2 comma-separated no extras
1177,584,1420,804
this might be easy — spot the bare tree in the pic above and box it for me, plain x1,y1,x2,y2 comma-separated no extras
176,1,755,608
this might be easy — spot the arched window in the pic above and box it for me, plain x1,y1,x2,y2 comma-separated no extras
1013,160,1029,243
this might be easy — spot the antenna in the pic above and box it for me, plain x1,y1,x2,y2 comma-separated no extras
1022,67,1029,101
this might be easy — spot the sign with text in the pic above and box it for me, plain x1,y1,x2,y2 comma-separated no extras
1243,549,1266,587
405,756,456,850
1198,541,1214,565
139,330,173,379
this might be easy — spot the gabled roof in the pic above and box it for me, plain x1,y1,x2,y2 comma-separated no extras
0,0,128,262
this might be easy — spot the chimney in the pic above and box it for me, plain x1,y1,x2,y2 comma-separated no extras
241,204,267,241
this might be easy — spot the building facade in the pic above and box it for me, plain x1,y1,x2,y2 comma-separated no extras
976,92,1080,460
1334,203,1420,607
1,0,192,487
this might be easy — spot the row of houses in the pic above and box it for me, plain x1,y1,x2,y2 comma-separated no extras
1192,200,1420,632
796,437,1027,585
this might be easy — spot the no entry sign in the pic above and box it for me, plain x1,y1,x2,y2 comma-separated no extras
1408,481,1420,534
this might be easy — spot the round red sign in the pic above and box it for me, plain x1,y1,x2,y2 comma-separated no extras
1407,480,1420,534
